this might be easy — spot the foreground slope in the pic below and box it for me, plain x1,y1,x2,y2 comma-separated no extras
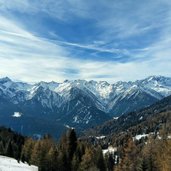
0,156,38,171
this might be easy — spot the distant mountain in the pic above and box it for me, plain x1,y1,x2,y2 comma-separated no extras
0,75,171,138
86,94,171,136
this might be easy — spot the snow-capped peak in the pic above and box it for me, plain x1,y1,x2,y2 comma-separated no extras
139,76,171,97
0,77,11,83
1,76,171,115
35,81,59,91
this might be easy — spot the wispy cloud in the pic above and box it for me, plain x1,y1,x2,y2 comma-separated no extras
0,1,171,82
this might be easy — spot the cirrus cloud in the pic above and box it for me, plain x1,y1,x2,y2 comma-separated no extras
0,0,171,83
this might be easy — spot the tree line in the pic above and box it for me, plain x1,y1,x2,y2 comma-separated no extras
0,118,171,171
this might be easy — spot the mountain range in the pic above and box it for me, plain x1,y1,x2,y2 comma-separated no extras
86,94,171,137
0,75,171,138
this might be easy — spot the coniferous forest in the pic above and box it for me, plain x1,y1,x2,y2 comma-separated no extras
0,119,171,171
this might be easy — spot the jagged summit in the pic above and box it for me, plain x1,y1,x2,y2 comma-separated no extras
0,75,171,138
0,77,11,83
1,75,171,114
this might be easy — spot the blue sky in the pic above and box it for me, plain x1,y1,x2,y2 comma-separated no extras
0,0,171,82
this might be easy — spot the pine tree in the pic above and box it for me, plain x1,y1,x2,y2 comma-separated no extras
96,147,106,171
5,140,13,157
67,129,77,160
117,138,137,171
21,138,34,164
156,139,171,171
46,146,58,171
79,147,98,171
57,151,69,171
105,154,114,171
142,137,157,171
142,158,149,171
72,153,80,171
30,141,45,170
0,141,4,155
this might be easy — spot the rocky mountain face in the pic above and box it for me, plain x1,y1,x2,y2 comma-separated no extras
0,75,171,138
86,94,171,137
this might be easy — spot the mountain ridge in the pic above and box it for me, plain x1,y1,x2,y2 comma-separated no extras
1,75,171,115
0,75,171,138
85,94,171,137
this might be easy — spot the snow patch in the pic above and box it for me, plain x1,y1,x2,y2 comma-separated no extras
73,116,80,123
64,124,74,129
0,155,38,171
12,112,22,118
102,146,117,155
96,136,106,139
139,116,143,120
133,134,148,141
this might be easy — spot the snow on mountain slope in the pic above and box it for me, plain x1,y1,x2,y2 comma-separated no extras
27,85,64,108
54,80,113,103
35,81,59,91
1,76,171,103
58,86,110,127
1,76,171,116
0,77,31,92
53,80,107,111
1,76,171,137
0,155,38,171
139,76,171,97
85,80,113,101
0,77,31,101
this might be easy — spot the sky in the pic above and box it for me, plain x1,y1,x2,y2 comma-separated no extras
0,0,171,83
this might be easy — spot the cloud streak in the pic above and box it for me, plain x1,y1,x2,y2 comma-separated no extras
0,1,171,83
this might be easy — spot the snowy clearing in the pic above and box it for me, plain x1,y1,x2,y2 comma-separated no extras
0,155,38,171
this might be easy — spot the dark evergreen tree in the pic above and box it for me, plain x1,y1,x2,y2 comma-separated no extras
21,138,34,163
5,140,13,157
79,147,97,171
96,147,106,171
57,151,69,171
105,154,114,171
46,146,58,171
67,129,77,160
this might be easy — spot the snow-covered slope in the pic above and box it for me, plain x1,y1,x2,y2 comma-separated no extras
0,155,38,171
1,76,171,115
138,76,171,97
